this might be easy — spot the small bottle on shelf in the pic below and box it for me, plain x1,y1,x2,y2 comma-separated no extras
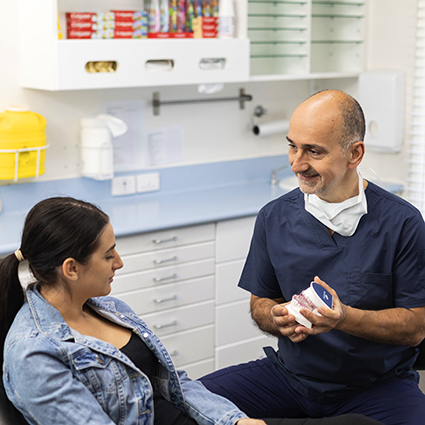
218,0,235,38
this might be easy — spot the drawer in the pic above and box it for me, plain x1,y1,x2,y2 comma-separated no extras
112,275,214,315
161,325,214,367
216,299,262,346
116,223,215,256
216,216,256,263
180,359,215,380
215,335,278,370
216,259,250,305
142,300,214,337
116,241,215,275
112,258,215,294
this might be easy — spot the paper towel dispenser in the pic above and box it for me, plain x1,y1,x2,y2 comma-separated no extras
358,70,404,153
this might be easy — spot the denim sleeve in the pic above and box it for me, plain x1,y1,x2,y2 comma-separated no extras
177,369,247,425
3,338,116,425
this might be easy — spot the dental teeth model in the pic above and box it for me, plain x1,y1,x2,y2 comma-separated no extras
286,281,333,329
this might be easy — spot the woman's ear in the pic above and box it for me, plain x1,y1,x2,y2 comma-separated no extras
348,141,365,169
60,258,78,281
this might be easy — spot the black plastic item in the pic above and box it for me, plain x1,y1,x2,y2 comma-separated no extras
0,380,28,425
414,338,425,371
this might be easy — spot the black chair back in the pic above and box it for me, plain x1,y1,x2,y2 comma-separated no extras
0,380,27,425
414,338,425,371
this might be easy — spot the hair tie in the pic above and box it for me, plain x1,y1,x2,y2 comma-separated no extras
14,249,25,262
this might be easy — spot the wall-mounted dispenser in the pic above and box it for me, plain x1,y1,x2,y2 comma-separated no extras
358,70,404,153
80,114,127,180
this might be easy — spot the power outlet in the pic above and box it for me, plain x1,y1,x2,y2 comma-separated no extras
137,172,160,193
111,175,136,196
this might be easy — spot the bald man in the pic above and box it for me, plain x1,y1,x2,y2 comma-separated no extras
200,90,425,425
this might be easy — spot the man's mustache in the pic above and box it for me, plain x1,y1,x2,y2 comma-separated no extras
298,168,320,178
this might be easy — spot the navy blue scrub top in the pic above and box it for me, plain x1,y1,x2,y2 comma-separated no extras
239,181,425,403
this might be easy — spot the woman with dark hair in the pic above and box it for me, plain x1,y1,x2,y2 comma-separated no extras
0,197,382,425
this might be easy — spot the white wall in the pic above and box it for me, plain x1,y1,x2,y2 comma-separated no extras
0,0,417,185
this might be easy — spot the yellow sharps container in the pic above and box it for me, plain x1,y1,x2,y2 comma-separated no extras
0,105,47,180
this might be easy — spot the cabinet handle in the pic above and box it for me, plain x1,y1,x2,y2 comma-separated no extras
153,236,177,244
154,274,178,283
169,350,179,357
153,256,178,265
154,295,179,304
154,320,179,329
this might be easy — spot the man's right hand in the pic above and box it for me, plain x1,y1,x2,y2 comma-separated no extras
271,303,308,343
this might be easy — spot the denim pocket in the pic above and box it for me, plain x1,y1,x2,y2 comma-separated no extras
346,271,393,310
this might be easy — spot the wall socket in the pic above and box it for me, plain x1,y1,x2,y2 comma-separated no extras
111,176,136,196
111,173,160,196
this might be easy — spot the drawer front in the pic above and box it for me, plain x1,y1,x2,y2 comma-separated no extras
116,223,215,256
112,258,215,294
181,359,215,380
216,299,262,346
112,275,214,315
215,335,278,370
142,300,214,337
216,259,250,305
161,325,214,367
216,216,256,263
117,241,215,275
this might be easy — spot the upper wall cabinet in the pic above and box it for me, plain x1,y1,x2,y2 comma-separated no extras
18,0,249,90
19,0,365,90
248,0,365,81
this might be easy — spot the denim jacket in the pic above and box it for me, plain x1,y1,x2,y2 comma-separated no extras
3,287,246,425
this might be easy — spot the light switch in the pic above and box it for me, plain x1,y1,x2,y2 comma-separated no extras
137,172,160,193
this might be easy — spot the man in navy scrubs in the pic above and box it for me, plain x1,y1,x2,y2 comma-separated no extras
200,90,425,425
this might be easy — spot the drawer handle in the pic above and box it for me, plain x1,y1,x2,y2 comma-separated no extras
154,320,179,329
153,236,177,244
154,295,179,304
153,256,178,265
169,350,179,357
154,274,178,283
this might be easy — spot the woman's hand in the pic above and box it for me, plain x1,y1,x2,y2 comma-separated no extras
236,419,267,425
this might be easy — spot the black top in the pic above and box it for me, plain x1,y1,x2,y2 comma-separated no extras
120,332,197,425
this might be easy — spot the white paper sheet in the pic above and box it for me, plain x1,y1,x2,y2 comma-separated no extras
148,126,184,167
104,100,148,172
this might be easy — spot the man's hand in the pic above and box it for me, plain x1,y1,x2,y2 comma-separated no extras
270,302,309,343
292,276,346,338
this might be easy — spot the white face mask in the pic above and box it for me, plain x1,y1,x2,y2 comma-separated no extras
304,170,367,237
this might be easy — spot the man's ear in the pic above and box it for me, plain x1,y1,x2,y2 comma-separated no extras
348,141,365,169
60,258,79,281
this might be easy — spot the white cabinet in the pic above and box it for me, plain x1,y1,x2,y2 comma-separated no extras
18,0,249,90
215,216,278,370
249,0,365,80
112,223,216,378
112,218,278,378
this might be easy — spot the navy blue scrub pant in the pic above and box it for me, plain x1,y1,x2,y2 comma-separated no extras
199,357,425,425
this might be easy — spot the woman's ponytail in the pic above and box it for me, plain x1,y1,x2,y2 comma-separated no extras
0,253,25,365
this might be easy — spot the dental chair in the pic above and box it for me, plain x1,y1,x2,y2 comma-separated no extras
0,380,27,425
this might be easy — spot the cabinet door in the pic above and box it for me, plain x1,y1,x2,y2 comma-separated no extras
142,300,215,337
112,275,214,315
112,258,215,293
216,259,250,304
216,216,256,263
116,241,215,274
216,299,262,346
161,325,214,367
116,223,215,256
215,335,278,370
